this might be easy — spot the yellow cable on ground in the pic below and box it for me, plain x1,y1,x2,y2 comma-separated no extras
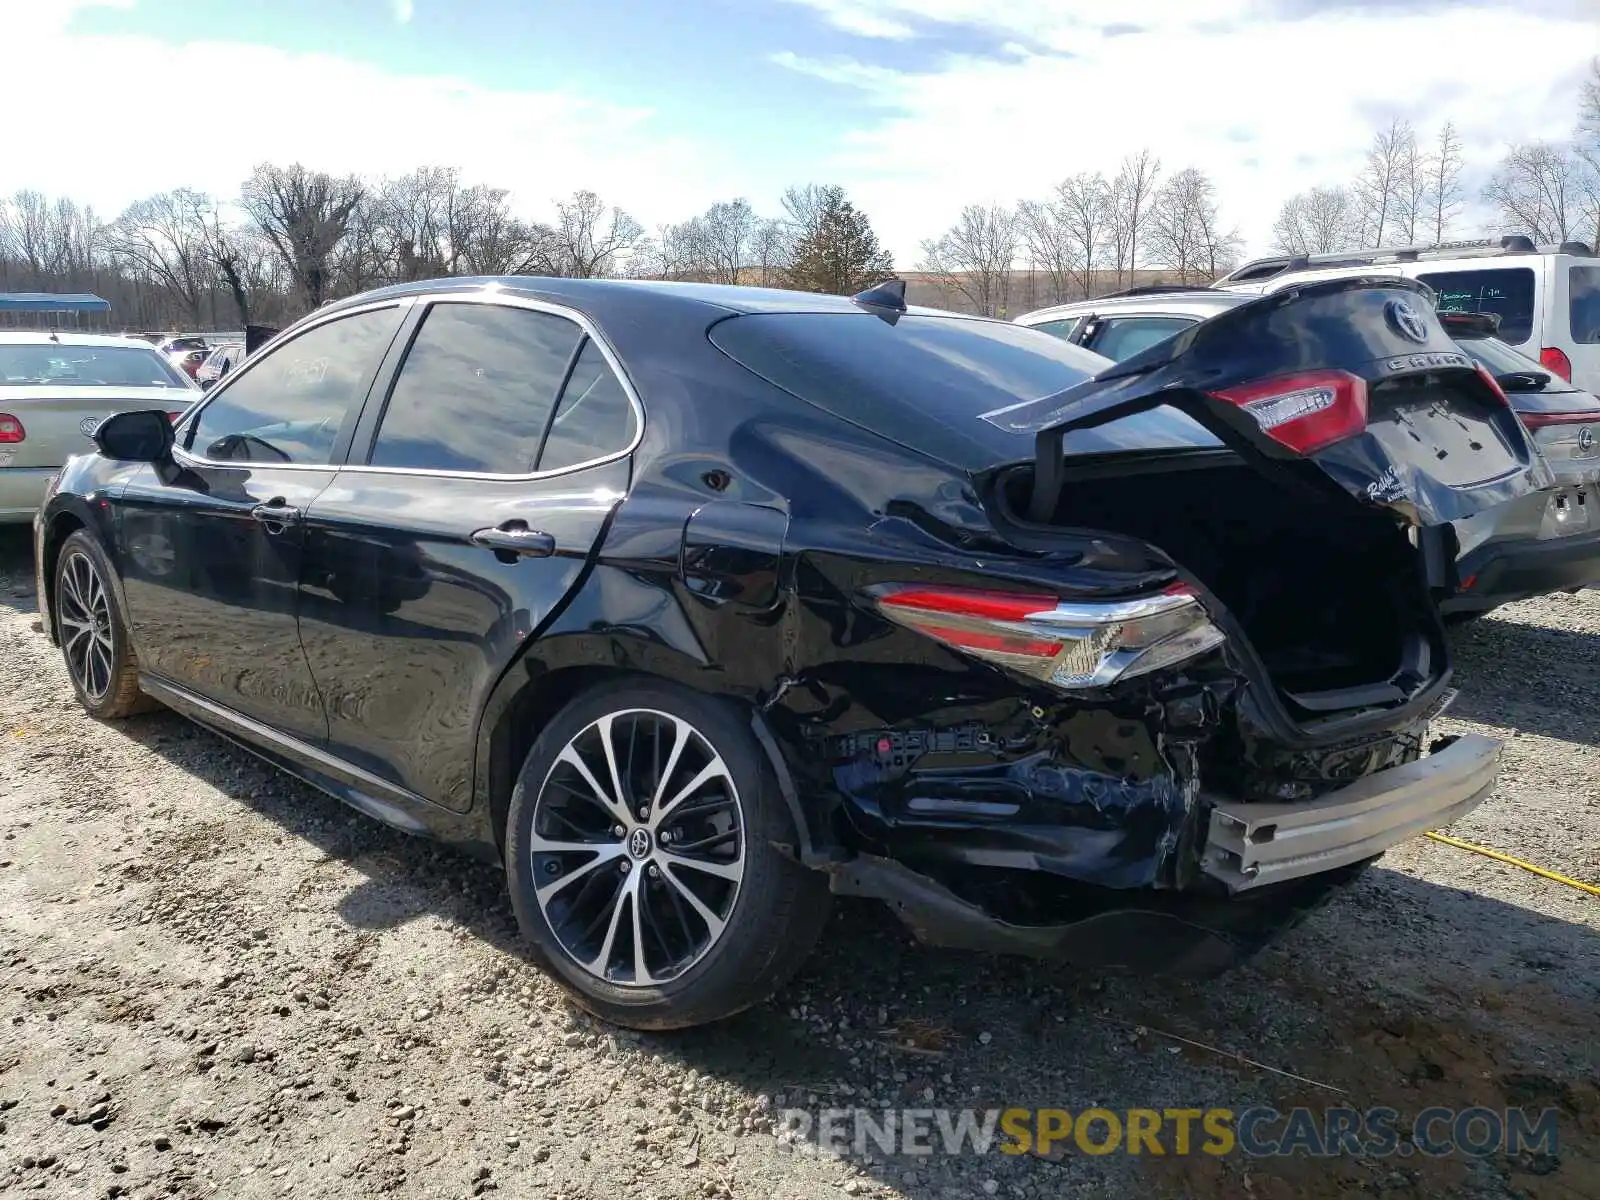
1424,830,1600,898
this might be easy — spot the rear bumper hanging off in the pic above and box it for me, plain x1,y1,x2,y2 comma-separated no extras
1200,732,1500,891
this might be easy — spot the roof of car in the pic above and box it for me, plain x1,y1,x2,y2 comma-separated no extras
0,331,170,348
1016,289,1252,323
316,276,988,322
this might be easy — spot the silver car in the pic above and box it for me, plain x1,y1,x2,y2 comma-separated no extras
0,333,199,523
1016,287,1600,618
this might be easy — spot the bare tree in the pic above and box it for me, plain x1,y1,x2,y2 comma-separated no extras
918,204,1017,316
1425,121,1466,244
1390,123,1426,245
106,190,216,326
692,199,760,285
751,218,792,287
1106,151,1160,289
551,190,643,279
1016,194,1075,306
1148,168,1243,283
1272,185,1355,255
1484,142,1587,243
1024,172,1111,301
240,163,365,309
1353,118,1416,247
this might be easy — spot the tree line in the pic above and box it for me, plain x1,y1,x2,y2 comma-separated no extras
1,60,1595,327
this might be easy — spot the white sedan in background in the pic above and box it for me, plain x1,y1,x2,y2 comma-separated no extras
0,332,199,523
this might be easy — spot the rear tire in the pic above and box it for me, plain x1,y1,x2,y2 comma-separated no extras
505,677,830,1030
54,530,154,720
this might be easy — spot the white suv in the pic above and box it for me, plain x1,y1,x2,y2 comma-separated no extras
1215,237,1600,394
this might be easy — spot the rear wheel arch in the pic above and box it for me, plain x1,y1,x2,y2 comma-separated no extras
479,657,828,867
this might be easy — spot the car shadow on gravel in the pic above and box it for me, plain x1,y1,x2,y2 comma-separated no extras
1446,613,1600,745
104,704,1600,1200
0,526,38,616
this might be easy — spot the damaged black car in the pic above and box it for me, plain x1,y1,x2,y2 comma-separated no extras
34,275,1536,1029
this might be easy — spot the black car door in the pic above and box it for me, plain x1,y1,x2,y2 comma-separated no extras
116,302,410,741
295,297,640,811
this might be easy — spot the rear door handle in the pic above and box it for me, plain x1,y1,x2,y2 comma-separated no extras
250,500,302,528
469,524,556,558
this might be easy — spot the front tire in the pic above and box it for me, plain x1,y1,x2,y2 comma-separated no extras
505,678,830,1030
54,530,152,720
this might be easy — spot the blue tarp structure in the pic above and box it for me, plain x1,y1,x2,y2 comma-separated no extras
0,292,111,314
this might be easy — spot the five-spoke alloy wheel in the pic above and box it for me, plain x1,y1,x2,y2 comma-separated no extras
506,679,831,1029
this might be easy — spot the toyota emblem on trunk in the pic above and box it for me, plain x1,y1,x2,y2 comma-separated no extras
79,416,101,437
1385,298,1429,344
1580,426,1595,453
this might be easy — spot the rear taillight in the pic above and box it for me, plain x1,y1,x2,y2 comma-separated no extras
166,411,185,423
1473,363,1513,408
1539,347,1574,381
1208,369,1368,454
872,582,1226,691
1518,409,1600,431
0,414,24,443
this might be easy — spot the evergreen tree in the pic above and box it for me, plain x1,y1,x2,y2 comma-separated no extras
785,186,894,294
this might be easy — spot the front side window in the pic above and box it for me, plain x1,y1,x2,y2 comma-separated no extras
369,303,584,474
1570,265,1600,344
1418,267,1536,345
1090,316,1195,362
186,306,403,464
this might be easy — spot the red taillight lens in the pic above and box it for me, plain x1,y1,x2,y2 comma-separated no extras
0,413,24,443
1518,409,1600,430
1208,369,1368,454
166,411,185,423
1473,363,1512,408
1539,347,1573,382
873,582,1225,690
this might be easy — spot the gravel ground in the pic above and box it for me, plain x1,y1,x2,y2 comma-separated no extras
0,524,1596,1200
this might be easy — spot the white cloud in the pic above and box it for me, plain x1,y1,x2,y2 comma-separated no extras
5,8,750,242
393,0,414,24
775,0,1599,261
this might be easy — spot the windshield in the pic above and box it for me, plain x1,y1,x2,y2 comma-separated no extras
0,344,190,387
1456,335,1578,393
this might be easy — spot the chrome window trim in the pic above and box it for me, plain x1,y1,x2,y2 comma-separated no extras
173,296,416,473
340,291,644,483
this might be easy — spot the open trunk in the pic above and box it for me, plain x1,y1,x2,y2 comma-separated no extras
998,451,1439,718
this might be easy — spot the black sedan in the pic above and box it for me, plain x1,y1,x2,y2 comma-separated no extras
35,276,1537,1029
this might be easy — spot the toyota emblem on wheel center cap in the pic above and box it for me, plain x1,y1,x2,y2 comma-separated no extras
1385,298,1429,344
627,827,653,859
79,416,101,437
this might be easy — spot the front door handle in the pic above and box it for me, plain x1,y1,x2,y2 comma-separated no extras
469,524,556,558
250,500,302,529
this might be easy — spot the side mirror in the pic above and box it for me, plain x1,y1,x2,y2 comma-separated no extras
93,410,176,463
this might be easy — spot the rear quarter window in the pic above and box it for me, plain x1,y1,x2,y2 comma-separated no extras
1571,265,1600,344
1418,267,1536,345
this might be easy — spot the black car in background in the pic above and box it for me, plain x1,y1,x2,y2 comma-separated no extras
35,276,1535,1028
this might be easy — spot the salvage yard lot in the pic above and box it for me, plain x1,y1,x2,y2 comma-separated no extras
0,527,1596,1200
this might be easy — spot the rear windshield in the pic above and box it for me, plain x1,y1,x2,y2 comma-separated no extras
1571,265,1600,344
0,344,189,387
1418,267,1535,345
709,312,1216,461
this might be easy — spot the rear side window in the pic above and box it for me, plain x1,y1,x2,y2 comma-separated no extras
1025,318,1080,340
1571,265,1600,344
187,306,403,464
539,339,638,472
370,303,584,474
1090,316,1194,362
1418,268,1536,345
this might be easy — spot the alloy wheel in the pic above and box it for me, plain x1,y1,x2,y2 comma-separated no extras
58,550,115,702
531,709,745,987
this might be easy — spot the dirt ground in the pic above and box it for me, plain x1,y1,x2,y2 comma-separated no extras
1,524,1596,1200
